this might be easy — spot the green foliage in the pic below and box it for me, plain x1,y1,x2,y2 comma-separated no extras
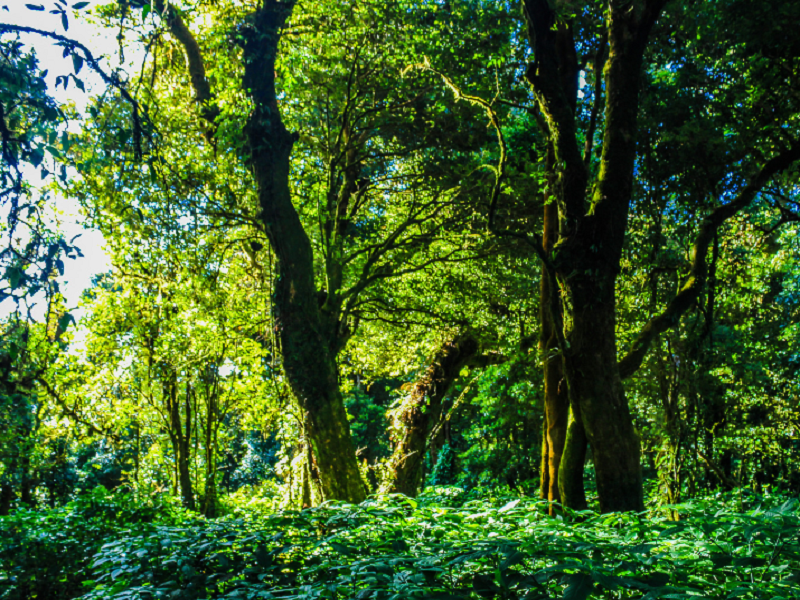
429,443,456,486
2,0,800,537
0,486,184,600
3,490,800,600
444,361,542,493
0,32,83,309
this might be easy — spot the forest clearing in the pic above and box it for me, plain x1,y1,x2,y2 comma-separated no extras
1,0,799,598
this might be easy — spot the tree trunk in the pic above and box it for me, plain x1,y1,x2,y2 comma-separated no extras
521,0,668,512
662,381,682,512
203,390,217,518
558,403,588,511
241,0,365,503
538,174,572,510
0,482,12,515
562,295,643,512
539,420,549,499
384,333,479,496
0,451,15,515
167,376,195,510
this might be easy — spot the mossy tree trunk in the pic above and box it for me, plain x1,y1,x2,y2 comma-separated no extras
240,0,365,503
521,0,670,512
538,175,572,511
384,333,479,496
153,0,367,504
558,404,588,511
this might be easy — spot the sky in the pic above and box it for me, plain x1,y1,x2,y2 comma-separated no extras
1,1,129,321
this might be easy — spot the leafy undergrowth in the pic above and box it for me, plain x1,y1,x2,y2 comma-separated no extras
2,489,799,600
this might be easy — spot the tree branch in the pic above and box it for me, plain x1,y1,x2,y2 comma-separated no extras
153,0,219,127
0,23,151,159
37,375,120,442
619,142,800,379
583,32,607,167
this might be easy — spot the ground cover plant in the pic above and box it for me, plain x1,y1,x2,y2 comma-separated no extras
2,488,799,600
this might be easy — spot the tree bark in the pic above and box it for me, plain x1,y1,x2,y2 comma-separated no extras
203,386,217,518
521,0,668,512
539,168,571,511
0,482,12,515
384,333,479,496
241,0,365,503
562,295,644,512
539,420,549,499
166,376,195,510
558,403,588,511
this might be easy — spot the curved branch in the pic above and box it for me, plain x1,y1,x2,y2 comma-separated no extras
0,23,151,158
153,0,219,127
619,142,800,379
37,376,120,442
405,59,508,238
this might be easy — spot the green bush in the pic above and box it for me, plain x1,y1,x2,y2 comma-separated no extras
0,486,185,600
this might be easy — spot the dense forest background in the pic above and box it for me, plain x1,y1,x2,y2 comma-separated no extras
1,0,800,598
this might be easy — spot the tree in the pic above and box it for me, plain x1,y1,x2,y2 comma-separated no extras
504,0,800,511
73,0,515,503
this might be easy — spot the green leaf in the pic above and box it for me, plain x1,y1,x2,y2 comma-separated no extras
57,313,75,334
72,52,84,74
591,572,621,591
6,266,24,290
500,550,524,571
498,500,520,513
733,557,766,568
710,553,732,568
641,572,670,588
29,146,45,167
778,499,798,514
563,573,593,600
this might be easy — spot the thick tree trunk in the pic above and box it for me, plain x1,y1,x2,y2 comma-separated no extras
541,354,569,506
241,0,365,503
562,294,643,513
521,0,668,512
384,334,479,496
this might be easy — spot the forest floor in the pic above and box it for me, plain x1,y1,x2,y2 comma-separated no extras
1,488,799,600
